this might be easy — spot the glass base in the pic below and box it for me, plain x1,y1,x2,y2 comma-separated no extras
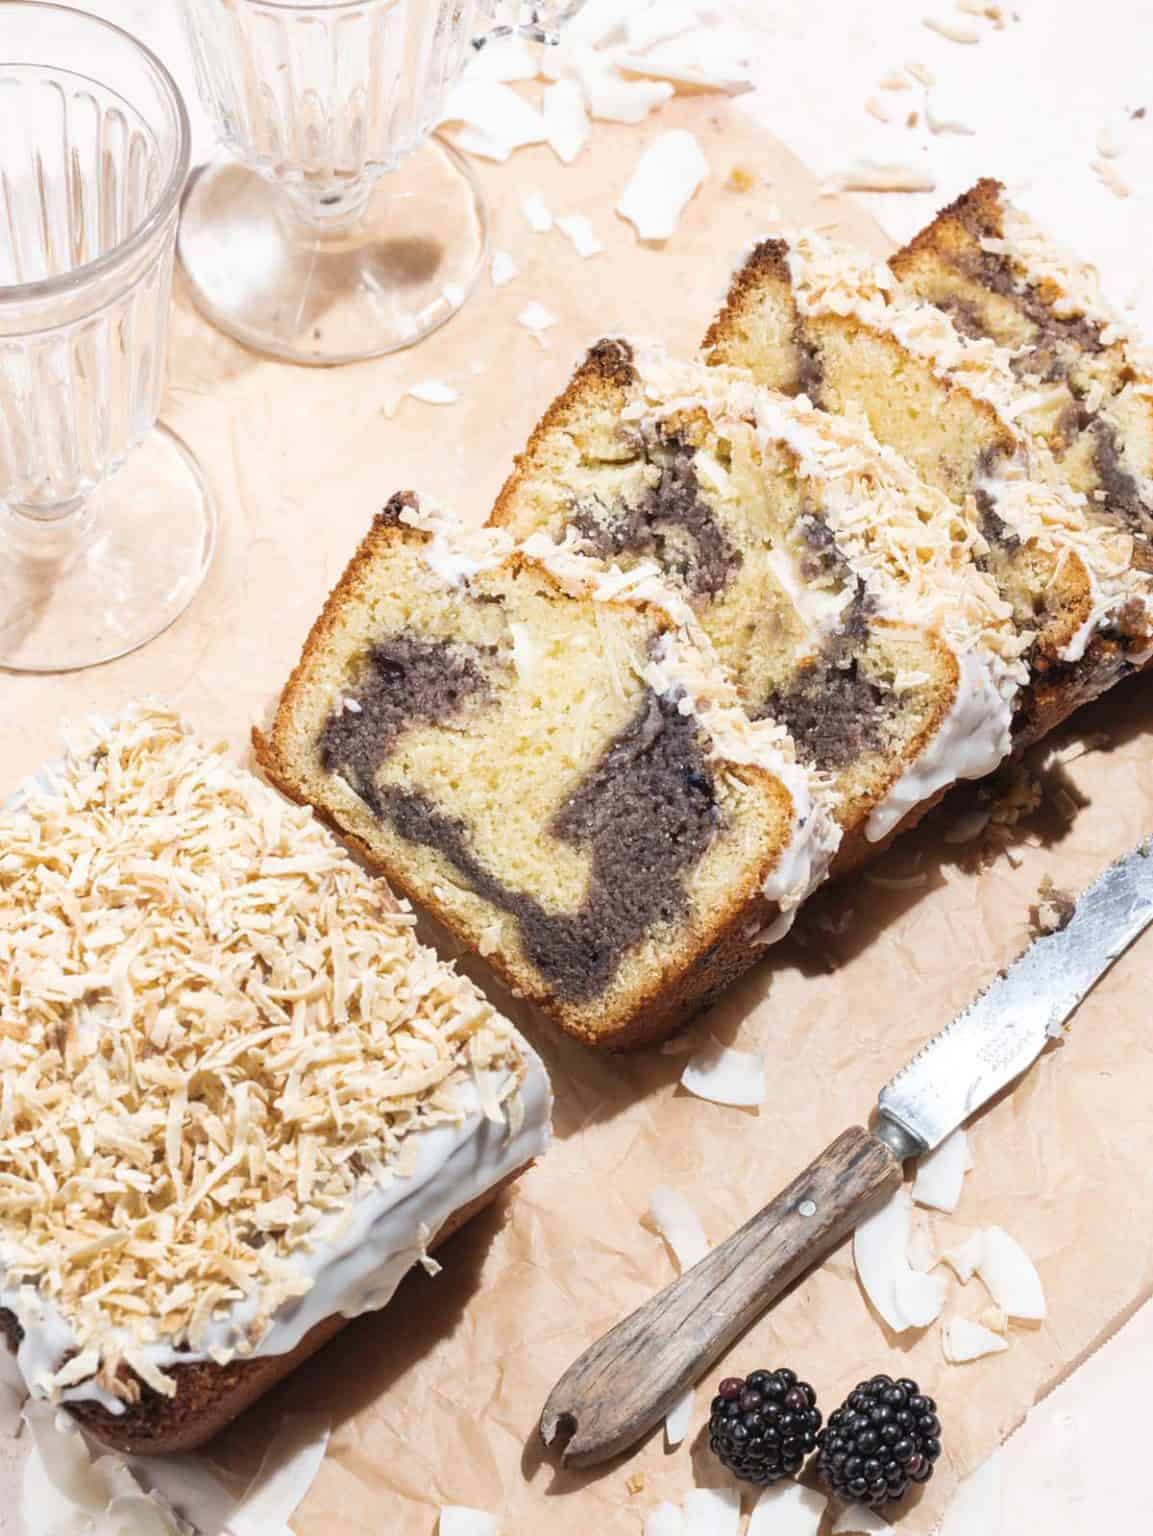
177,138,488,365
0,424,216,673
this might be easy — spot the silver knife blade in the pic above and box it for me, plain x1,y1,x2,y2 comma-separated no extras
878,834,1153,1154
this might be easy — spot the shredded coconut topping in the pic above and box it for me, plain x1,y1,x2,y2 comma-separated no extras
0,707,522,1401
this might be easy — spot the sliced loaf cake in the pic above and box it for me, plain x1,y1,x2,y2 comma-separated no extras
491,340,1027,857
258,498,840,1049
893,178,1153,561
704,224,1153,739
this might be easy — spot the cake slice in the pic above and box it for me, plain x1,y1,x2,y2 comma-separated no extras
892,178,1153,561
703,226,1153,739
490,340,1027,858
258,498,840,1049
0,704,551,1454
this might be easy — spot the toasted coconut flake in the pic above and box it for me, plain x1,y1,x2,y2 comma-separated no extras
647,1185,709,1270
0,707,524,1400
854,1187,946,1332
680,1037,765,1107
439,1508,500,1536
683,1486,741,1535
865,96,892,123
912,1128,970,1212
976,1226,1046,1320
943,1315,1010,1363
664,1384,694,1448
617,129,709,241
747,1481,827,1534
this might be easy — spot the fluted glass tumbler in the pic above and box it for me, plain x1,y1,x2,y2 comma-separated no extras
0,3,215,673
178,0,579,364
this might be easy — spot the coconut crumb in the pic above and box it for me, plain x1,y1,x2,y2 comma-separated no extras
725,164,757,193
1030,875,1076,936
880,70,912,90
627,1472,648,1495
906,110,919,129
865,96,892,123
1092,158,1130,198
0,706,523,1402
924,16,981,43
906,60,936,86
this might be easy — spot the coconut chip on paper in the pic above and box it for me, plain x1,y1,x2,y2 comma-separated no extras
647,1185,709,1270
912,1128,971,1212
683,1486,740,1535
556,213,605,257
491,250,520,288
943,1316,1011,1363
664,1385,695,1449
832,1505,891,1533
747,1481,827,1534
439,1508,501,1536
975,1226,1046,1320
853,1187,946,1332
543,79,591,163
520,190,555,232
680,1037,765,1107
409,379,460,405
617,130,709,241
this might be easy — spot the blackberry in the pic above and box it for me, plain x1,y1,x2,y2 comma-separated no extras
708,1368,822,1485
817,1375,942,1508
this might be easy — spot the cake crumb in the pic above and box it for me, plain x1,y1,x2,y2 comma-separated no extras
725,163,757,193
1031,875,1077,936
1131,106,1147,120
906,110,919,128
865,96,892,123
1092,157,1130,197
923,16,981,43
627,1473,648,1495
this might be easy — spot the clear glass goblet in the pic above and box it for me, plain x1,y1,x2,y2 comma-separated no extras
177,0,581,365
0,2,215,674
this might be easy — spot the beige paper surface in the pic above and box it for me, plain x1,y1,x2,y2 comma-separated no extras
6,97,1153,1534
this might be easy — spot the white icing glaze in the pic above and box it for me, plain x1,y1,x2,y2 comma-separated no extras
865,648,1014,843
2,1056,551,1410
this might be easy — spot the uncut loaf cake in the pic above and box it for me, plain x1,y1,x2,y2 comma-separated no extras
258,498,841,1049
703,207,1153,741
0,705,551,1454
491,339,1028,860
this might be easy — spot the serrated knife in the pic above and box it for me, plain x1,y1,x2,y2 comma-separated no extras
541,835,1153,1466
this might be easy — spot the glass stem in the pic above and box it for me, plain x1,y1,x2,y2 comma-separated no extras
281,174,378,237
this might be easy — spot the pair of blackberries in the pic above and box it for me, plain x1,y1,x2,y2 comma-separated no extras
708,1369,941,1509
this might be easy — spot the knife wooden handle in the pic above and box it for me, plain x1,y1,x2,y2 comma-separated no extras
540,1125,902,1467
